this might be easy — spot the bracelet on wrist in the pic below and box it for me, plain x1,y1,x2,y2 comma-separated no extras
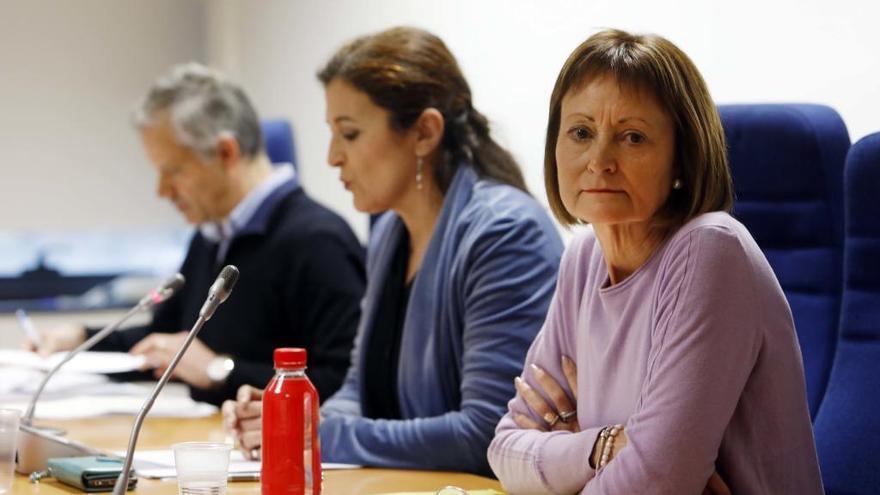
590,426,609,469
598,424,624,469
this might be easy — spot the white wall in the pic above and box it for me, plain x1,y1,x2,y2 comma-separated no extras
0,0,206,231
206,0,880,241
1,0,878,241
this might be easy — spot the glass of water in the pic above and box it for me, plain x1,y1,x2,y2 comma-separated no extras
0,409,20,495
172,442,232,495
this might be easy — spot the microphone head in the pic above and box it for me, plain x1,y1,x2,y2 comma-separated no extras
142,273,186,307
163,273,186,293
199,265,239,320
216,265,239,303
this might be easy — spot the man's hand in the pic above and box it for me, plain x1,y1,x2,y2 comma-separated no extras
130,332,217,389
20,324,86,356
222,385,264,460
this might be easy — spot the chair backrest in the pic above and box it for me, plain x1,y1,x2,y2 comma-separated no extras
261,119,297,169
813,132,880,495
718,104,849,418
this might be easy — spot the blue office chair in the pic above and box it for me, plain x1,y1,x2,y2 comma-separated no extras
813,132,880,495
718,104,849,418
261,119,297,169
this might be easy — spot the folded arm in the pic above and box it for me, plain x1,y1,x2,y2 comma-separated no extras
491,227,764,494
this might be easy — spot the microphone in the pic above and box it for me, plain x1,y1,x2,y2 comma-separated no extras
15,273,186,474
199,265,239,320
112,265,239,495
22,273,186,426
137,273,186,309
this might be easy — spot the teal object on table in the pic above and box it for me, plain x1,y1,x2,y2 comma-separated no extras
47,456,137,492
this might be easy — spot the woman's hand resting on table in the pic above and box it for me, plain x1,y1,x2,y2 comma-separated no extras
222,385,264,460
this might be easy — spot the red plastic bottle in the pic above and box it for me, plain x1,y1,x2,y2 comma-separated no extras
262,348,321,495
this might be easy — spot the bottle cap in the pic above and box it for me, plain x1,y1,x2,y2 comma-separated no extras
274,348,307,368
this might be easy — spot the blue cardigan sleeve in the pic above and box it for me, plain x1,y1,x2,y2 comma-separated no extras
320,335,363,417
318,214,561,475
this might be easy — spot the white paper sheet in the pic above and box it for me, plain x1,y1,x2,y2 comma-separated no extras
123,450,361,479
0,368,108,397
0,349,146,374
1,391,217,419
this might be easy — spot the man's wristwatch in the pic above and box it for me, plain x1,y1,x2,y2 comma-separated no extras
206,355,235,386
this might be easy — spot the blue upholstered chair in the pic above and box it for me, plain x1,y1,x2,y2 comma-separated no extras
261,119,297,169
718,104,849,418
813,132,880,495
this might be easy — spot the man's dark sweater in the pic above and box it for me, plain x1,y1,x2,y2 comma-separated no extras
92,182,365,406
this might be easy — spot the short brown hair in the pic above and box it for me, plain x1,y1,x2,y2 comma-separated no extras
319,26,527,194
545,29,733,228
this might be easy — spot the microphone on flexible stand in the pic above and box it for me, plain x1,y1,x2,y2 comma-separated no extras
112,265,239,495
15,273,185,474
22,273,186,427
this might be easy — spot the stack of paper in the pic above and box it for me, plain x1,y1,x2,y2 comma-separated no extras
122,449,360,479
1,393,217,419
0,350,215,419
0,349,146,374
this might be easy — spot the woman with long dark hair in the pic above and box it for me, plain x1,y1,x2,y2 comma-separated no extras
224,26,563,476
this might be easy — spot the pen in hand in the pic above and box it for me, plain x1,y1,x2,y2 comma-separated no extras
15,309,45,354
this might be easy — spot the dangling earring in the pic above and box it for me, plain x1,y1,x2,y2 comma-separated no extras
416,156,424,190
672,178,683,190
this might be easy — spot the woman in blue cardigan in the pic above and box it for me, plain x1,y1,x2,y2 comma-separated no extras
223,26,563,475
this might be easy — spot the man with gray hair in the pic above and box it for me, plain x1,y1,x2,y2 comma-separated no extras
32,63,365,405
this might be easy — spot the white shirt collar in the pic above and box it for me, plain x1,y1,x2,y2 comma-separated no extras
199,163,296,243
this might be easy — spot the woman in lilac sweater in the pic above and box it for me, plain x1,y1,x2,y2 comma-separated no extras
488,29,823,494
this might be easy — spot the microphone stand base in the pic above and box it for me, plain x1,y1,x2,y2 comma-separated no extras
16,423,104,474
